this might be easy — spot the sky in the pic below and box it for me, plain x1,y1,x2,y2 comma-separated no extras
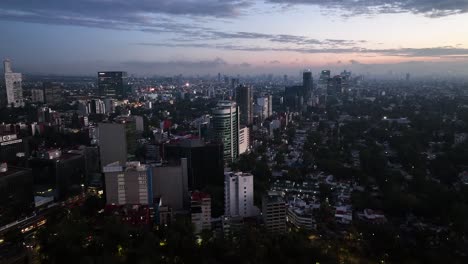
1,0,468,76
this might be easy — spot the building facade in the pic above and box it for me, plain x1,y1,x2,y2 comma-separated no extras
212,101,239,162
104,162,152,205
238,126,250,155
235,85,253,126
224,171,256,218
191,191,212,234
3,59,23,107
98,123,127,168
98,71,128,98
262,192,287,233
43,82,62,105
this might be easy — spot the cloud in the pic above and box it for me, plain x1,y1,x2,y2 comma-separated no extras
269,60,281,64
0,0,250,34
136,42,468,58
122,58,228,69
267,0,468,17
349,60,361,64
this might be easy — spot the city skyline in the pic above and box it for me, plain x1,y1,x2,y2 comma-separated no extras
1,0,468,76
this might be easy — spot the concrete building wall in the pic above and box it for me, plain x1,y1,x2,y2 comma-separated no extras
151,158,188,211
98,123,127,168
224,172,255,218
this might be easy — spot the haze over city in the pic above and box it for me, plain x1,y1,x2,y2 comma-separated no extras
1,0,468,76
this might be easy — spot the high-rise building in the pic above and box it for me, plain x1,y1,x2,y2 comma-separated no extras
238,126,250,155
235,85,253,126
191,191,212,234
98,123,127,168
303,70,313,99
318,70,331,89
328,75,343,95
224,171,256,218
212,101,239,162
164,139,224,189
262,191,287,233
42,82,62,105
104,161,152,205
256,95,273,120
3,59,23,107
98,71,128,98
284,86,303,111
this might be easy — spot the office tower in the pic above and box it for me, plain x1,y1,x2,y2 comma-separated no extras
283,74,288,84
212,101,239,162
30,149,85,201
0,164,34,226
98,71,128,98
218,73,221,82
104,161,152,205
406,73,410,81
191,191,212,234
98,123,127,168
318,70,331,89
164,139,224,189
303,70,313,99
328,75,343,95
262,191,286,233
3,59,23,107
42,82,62,105
152,158,188,211
224,171,256,218
238,126,250,155
284,86,303,111
31,89,44,103
236,85,253,126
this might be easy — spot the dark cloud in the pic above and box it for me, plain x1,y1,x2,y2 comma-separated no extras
267,0,468,17
349,60,361,64
0,0,249,33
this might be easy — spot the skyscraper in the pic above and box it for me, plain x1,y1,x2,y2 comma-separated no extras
235,85,253,126
98,71,128,98
224,171,256,218
212,101,239,162
3,59,23,107
318,70,331,90
303,70,313,100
